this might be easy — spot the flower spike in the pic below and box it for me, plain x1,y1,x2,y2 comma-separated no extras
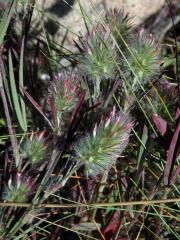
74,109,133,177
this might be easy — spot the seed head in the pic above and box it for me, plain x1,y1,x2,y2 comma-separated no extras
124,30,160,83
21,131,47,166
49,72,80,113
78,24,116,80
105,9,133,48
3,173,32,203
74,108,133,177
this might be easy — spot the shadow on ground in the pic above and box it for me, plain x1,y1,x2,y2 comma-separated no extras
43,0,76,36
46,0,76,18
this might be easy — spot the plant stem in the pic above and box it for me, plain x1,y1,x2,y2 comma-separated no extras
0,197,179,208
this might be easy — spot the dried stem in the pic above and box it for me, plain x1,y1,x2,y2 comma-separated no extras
0,197,179,208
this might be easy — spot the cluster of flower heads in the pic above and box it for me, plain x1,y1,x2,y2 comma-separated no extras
1,9,162,205
74,108,133,177
77,9,161,98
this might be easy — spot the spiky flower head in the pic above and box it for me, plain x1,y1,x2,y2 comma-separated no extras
124,30,160,84
3,173,32,203
48,72,80,133
21,131,47,166
49,72,80,113
105,9,133,48
74,108,133,177
78,24,116,80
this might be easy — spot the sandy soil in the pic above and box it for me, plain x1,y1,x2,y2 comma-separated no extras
34,0,165,50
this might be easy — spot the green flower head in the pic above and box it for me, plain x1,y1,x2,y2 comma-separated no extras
78,24,117,80
125,30,161,82
21,131,47,165
105,9,133,48
74,108,133,177
3,173,32,203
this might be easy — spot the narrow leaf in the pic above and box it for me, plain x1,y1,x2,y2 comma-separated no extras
164,121,180,185
68,92,85,129
19,37,27,131
9,50,26,131
137,125,148,169
0,55,13,109
0,0,16,46
49,95,56,127
22,87,53,129
102,209,121,240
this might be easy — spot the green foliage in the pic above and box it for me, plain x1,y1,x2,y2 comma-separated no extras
9,50,27,132
0,0,16,46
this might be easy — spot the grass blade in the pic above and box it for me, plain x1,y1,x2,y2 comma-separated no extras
137,125,148,169
19,37,27,131
9,50,26,131
0,0,16,46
